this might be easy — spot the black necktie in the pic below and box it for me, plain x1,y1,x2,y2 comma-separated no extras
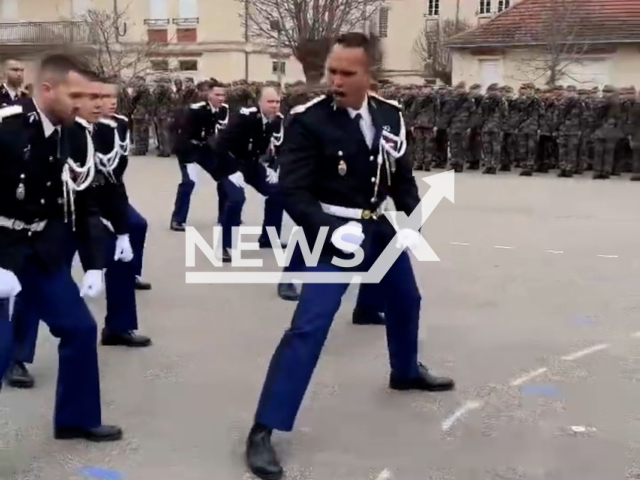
353,112,362,125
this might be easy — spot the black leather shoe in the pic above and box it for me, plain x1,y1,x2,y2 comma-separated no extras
135,277,152,290
101,330,152,347
222,248,232,263
277,283,299,301
6,361,34,389
631,174,640,181
170,221,185,232
389,363,455,392
55,425,123,442
246,424,283,480
519,169,532,176
352,306,385,325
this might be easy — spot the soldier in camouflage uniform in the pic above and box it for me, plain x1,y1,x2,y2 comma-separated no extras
556,85,584,177
537,88,555,172
409,84,439,171
445,82,475,172
578,88,598,173
434,85,450,167
152,77,174,157
479,83,507,174
131,77,153,156
467,83,484,170
516,83,543,176
618,86,636,174
592,85,621,179
501,85,517,171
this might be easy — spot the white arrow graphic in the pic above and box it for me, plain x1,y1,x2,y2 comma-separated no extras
363,169,455,282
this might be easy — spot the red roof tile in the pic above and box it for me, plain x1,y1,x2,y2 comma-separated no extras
448,0,640,47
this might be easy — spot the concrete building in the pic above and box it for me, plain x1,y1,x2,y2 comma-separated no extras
0,0,520,83
447,0,640,89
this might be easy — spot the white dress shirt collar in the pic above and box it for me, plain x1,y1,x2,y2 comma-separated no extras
33,100,59,138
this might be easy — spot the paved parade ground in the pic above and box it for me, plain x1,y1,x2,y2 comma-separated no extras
3,156,640,480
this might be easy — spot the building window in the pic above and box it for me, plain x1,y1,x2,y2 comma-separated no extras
1,0,18,20
178,0,197,18
150,59,169,71
497,0,510,11
176,28,197,42
427,0,439,17
272,60,285,75
147,28,168,42
178,59,198,71
378,6,389,38
479,0,491,14
148,0,168,18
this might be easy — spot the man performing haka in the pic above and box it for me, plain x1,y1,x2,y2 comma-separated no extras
245,33,454,480
0,54,122,441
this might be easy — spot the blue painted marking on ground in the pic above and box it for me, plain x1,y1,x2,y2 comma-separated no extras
520,384,560,397
77,466,122,480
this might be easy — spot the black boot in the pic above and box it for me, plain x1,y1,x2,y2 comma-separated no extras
6,361,34,389
277,283,299,301
352,306,385,325
246,424,283,480
135,276,152,290
170,221,185,232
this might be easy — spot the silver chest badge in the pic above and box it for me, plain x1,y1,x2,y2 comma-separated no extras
16,183,25,200
338,160,347,176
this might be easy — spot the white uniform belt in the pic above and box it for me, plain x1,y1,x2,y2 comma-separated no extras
319,202,386,220
0,216,47,232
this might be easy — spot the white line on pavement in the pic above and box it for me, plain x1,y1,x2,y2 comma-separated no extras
545,250,564,254
441,400,483,432
632,332,640,338
494,245,514,249
450,241,470,246
597,255,618,258
561,343,610,361
509,367,548,386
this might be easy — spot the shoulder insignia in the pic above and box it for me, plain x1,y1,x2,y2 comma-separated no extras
0,104,22,121
75,117,91,129
370,93,401,109
190,101,205,109
290,95,326,115
98,118,117,128
113,113,128,122
240,106,258,115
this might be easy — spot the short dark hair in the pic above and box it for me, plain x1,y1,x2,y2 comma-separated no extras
334,32,378,66
38,53,91,83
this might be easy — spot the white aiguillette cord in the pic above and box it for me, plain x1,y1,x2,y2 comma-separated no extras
62,128,95,230
372,113,407,199
95,128,120,182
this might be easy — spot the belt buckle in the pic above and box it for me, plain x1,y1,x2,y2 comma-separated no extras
12,220,25,230
361,209,372,220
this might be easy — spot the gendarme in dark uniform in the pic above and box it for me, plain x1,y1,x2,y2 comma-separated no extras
170,91,229,230
244,33,454,480
0,97,122,441
210,100,283,261
0,83,28,107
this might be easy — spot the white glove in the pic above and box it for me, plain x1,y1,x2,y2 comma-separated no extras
395,228,421,251
80,270,104,298
331,221,365,253
114,234,134,262
0,268,21,298
228,171,246,188
265,166,278,184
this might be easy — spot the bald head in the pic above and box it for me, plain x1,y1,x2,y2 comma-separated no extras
259,86,281,119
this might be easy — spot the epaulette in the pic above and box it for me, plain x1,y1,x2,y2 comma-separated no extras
240,106,258,115
113,113,128,122
190,101,205,109
221,103,229,109
75,117,91,129
0,104,22,122
98,118,117,128
370,92,401,109
290,95,326,115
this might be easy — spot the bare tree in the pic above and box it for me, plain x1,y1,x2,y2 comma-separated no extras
78,8,166,80
414,19,472,85
514,0,591,86
240,0,384,83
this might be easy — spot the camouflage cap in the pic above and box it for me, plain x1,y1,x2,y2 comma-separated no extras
469,83,482,90
602,84,616,93
577,88,589,95
565,85,577,92
454,81,466,89
553,85,564,91
590,86,600,93
504,85,514,93
487,83,499,92
523,82,535,89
